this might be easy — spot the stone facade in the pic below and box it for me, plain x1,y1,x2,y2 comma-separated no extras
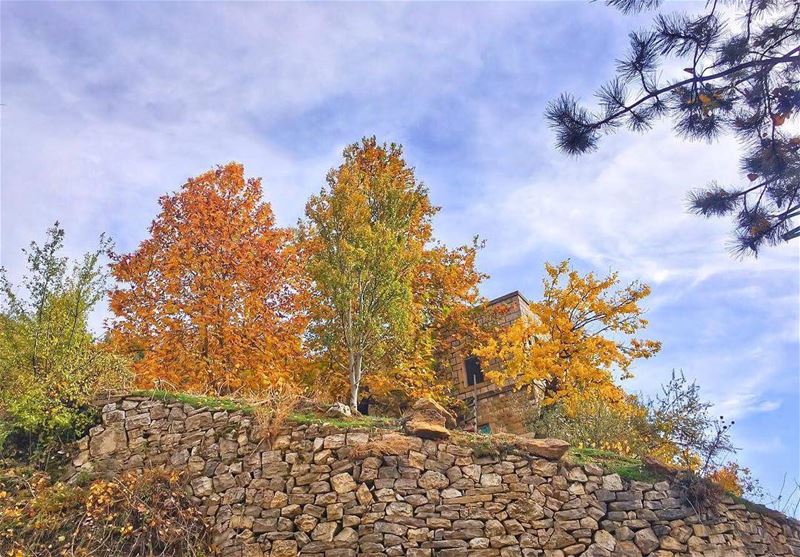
72,395,800,557
445,291,543,434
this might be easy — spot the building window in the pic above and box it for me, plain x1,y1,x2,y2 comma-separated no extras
464,355,484,386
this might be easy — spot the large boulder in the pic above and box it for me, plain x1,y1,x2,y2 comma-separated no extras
517,435,570,459
325,402,351,418
403,397,456,440
405,398,457,428
404,419,450,440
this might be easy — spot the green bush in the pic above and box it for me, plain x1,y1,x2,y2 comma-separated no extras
529,396,653,457
0,224,132,454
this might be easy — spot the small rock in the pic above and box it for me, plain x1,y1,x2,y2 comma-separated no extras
270,540,297,557
595,529,616,552
634,528,659,554
603,473,624,491
418,470,450,489
356,482,373,505
331,472,357,494
89,425,126,458
191,476,213,497
326,402,351,418
334,527,359,544
311,521,339,542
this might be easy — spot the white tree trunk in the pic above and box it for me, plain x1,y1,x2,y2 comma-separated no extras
349,353,362,411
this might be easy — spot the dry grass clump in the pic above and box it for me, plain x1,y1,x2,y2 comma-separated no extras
0,465,209,556
349,433,419,459
247,381,304,448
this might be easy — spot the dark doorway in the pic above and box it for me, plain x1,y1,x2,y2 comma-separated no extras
464,355,484,386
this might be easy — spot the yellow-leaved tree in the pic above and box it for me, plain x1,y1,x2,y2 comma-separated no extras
300,137,484,410
475,260,661,410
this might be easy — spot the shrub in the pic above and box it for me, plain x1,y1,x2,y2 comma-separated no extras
0,224,132,455
0,465,209,556
645,370,737,474
709,461,762,498
528,396,652,457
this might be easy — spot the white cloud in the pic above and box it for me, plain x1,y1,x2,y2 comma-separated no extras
472,124,798,284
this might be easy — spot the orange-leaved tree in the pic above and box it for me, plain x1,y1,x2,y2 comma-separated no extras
110,163,306,393
475,260,661,409
300,137,485,410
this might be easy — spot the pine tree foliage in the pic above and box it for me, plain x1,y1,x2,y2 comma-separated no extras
546,0,800,255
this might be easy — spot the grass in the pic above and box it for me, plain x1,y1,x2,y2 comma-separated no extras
451,431,507,457
130,390,402,430
451,431,558,459
566,447,664,482
287,411,399,430
131,390,255,414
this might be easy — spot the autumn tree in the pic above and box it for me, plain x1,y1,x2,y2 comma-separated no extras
547,0,799,255
475,260,661,408
366,239,487,409
110,163,306,394
301,137,484,410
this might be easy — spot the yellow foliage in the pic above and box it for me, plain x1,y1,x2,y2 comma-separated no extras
476,260,661,407
301,138,485,408
709,462,748,496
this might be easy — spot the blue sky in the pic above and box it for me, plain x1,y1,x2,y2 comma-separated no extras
2,2,798,502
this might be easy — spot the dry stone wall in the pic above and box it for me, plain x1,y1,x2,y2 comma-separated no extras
72,395,800,557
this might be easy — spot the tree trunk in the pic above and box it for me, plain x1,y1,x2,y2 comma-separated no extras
349,353,362,412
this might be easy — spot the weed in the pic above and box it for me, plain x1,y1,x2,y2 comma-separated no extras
567,447,664,482
0,465,209,556
248,382,303,448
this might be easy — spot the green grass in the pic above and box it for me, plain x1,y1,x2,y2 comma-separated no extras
450,431,510,458
131,390,255,414
287,411,399,430
131,390,401,430
451,431,560,459
567,447,664,482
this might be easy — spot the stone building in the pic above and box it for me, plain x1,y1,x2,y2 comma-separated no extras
446,291,543,435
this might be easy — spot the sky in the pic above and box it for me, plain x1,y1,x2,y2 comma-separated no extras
2,2,798,504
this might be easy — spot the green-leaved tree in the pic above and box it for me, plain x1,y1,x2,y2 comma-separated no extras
301,137,464,410
0,223,131,449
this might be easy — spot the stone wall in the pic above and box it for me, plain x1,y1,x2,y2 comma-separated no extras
72,395,800,557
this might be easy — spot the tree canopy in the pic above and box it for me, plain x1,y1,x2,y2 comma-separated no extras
110,163,306,394
301,137,484,410
547,0,799,256
476,260,661,409
0,224,130,445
